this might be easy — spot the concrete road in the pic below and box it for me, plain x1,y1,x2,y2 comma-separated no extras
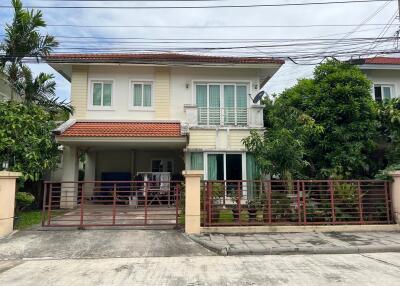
0,230,213,259
1,253,400,285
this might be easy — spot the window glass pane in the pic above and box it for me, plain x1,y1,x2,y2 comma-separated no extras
209,85,220,125
152,160,162,172
103,83,112,106
92,83,102,106
133,84,143,106
143,84,152,107
196,85,207,107
383,86,392,100
191,153,204,170
209,85,220,107
196,85,208,125
224,85,235,107
224,85,235,124
166,161,173,173
236,85,248,125
374,86,382,102
236,85,247,108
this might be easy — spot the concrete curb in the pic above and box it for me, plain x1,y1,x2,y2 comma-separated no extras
188,235,230,255
188,235,400,256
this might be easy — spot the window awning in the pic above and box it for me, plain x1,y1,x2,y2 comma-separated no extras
54,120,185,138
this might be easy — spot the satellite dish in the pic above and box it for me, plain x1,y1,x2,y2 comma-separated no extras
252,90,265,104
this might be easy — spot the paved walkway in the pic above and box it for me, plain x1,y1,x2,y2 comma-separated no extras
190,231,400,255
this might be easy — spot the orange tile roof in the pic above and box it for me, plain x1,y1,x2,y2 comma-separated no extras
353,57,400,65
45,53,284,65
59,121,183,137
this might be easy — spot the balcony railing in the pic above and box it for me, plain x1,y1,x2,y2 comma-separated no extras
198,107,248,126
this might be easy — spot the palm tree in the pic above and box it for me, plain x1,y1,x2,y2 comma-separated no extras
0,0,72,114
14,66,73,114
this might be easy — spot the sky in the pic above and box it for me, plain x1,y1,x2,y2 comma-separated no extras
0,0,399,101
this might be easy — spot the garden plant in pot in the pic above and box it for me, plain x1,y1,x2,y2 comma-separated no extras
210,183,224,222
228,191,240,222
247,197,262,222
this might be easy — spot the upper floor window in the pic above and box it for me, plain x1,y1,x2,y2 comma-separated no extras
374,84,394,102
131,82,153,108
195,82,248,126
90,80,113,108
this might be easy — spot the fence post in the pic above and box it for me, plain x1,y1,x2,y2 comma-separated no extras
0,171,21,237
388,171,400,224
182,170,203,234
41,183,48,227
329,181,336,225
80,182,85,228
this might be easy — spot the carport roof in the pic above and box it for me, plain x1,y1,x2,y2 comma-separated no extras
55,121,184,137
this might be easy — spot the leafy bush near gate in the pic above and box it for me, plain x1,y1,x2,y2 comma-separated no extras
15,191,35,213
0,101,60,181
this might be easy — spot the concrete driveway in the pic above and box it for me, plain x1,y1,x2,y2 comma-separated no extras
0,229,214,259
1,253,400,285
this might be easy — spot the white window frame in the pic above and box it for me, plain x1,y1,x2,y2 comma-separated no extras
88,79,115,110
129,80,155,111
193,81,250,126
373,84,395,101
203,152,246,181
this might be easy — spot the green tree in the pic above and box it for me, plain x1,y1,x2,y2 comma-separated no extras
0,0,72,113
243,97,322,180
14,66,72,114
0,101,60,181
245,60,379,179
278,60,378,179
378,98,400,167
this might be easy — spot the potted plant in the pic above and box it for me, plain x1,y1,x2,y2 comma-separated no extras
208,183,224,222
228,191,240,222
247,197,262,222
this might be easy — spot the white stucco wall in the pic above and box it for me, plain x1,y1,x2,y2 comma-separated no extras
362,69,400,99
78,65,266,122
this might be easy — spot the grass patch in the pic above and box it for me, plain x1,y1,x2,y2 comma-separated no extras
14,210,65,230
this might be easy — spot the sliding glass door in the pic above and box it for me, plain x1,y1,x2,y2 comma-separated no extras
196,83,248,126
206,153,243,181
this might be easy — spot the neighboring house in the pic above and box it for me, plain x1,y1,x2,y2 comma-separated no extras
353,57,400,102
45,53,283,187
0,72,12,101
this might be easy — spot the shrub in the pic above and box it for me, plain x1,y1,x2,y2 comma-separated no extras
15,192,35,213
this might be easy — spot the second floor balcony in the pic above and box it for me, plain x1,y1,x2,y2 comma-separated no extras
184,105,264,128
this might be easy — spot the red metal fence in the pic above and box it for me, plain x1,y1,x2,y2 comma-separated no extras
202,180,393,227
42,180,184,228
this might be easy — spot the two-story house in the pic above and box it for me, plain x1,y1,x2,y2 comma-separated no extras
353,57,400,102
46,53,283,204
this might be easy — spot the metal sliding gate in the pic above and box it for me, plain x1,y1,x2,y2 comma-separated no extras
42,180,183,228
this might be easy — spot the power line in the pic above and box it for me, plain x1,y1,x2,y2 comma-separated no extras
39,23,399,29
0,0,395,9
